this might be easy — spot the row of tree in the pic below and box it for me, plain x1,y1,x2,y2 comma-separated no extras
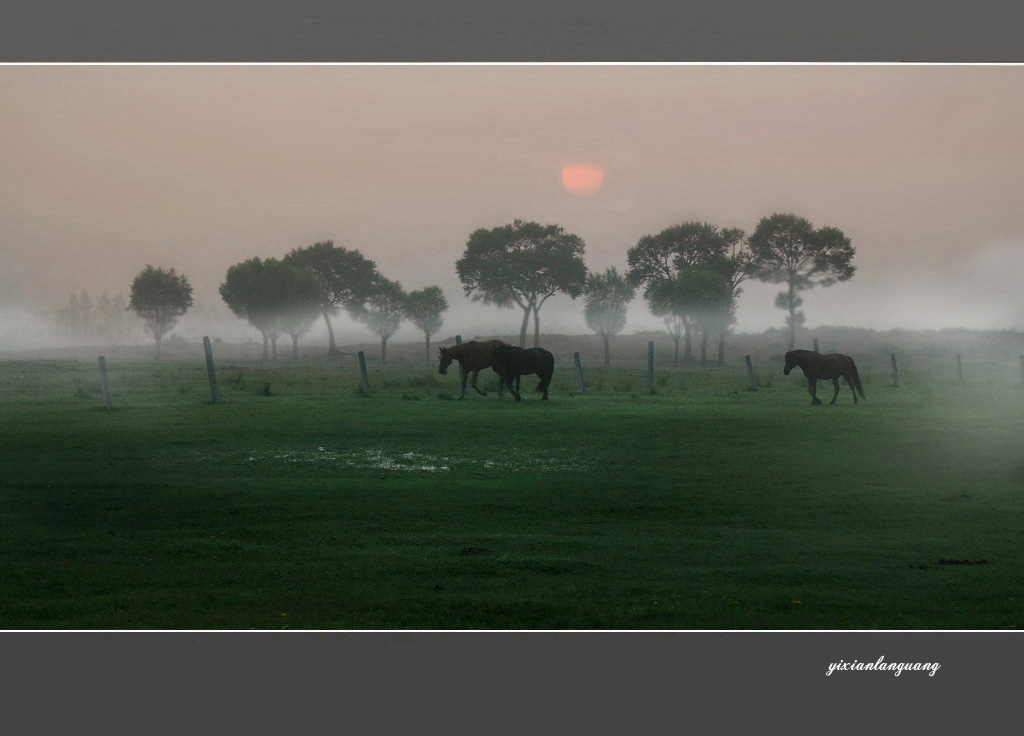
459,213,855,367
122,211,855,363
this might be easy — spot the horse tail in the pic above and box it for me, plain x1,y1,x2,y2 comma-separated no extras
849,358,866,399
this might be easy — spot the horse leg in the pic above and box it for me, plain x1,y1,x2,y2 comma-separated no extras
471,369,487,396
509,373,521,402
515,375,521,397
830,377,840,405
809,376,822,405
458,366,468,400
847,372,858,404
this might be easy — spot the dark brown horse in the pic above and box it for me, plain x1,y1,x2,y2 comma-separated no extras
491,345,555,401
784,350,866,405
438,339,510,399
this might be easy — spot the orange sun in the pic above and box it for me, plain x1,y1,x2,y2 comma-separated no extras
561,164,605,197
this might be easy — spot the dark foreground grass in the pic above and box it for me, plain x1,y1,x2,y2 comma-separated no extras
1,355,1023,629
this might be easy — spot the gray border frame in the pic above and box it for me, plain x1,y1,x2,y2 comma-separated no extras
3,1,1024,61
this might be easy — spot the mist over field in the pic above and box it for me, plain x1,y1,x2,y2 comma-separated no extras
3,65,1024,353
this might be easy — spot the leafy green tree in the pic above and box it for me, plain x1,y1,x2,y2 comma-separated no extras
274,266,324,360
747,213,855,351
627,222,744,362
404,286,449,362
359,277,406,365
220,257,317,361
283,240,379,358
456,219,587,347
583,267,635,367
647,268,732,367
128,265,194,359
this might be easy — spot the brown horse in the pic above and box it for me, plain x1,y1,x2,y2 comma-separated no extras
438,339,510,399
784,350,866,405
491,345,555,401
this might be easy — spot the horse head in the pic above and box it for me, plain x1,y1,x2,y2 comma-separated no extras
783,351,798,375
438,347,452,375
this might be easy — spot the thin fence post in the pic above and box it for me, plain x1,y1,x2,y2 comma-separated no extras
573,351,585,394
203,336,219,403
744,355,757,391
455,335,464,387
890,353,899,388
647,341,654,392
98,356,112,411
956,353,963,382
357,351,371,396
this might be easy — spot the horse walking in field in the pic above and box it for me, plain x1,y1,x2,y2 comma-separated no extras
783,350,866,405
438,339,510,399
491,345,555,401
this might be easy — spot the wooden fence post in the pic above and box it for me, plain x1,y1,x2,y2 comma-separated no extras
203,336,219,403
357,351,371,396
573,352,585,394
647,341,654,392
98,356,112,411
744,355,757,391
813,338,820,353
890,353,899,388
956,353,963,382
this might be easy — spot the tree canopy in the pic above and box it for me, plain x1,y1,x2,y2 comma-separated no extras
404,286,449,362
627,222,745,363
747,213,855,350
583,267,635,367
283,240,379,357
128,265,194,359
219,257,321,360
359,277,407,365
456,219,587,347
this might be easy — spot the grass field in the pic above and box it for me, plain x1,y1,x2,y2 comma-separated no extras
2,341,1024,629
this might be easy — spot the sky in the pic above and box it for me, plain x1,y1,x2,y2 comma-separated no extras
3,64,1024,346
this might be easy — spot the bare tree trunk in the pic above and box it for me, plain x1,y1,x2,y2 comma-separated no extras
322,308,337,357
262,334,268,361
717,332,726,368
518,304,531,348
291,334,299,360
533,306,541,348
155,332,162,361
787,283,797,352
683,319,693,362
602,333,610,368
700,331,708,368
381,335,388,365
271,336,278,361
673,336,680,366
425,332,431,363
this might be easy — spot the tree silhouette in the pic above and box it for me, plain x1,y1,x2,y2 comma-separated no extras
359,277,406,365
220,257,319,360
747,213,855,351
283,240,378,358
456,219,587,347
583,267,635,367
627,222,744,363
128,265,194,359
404,286,449,362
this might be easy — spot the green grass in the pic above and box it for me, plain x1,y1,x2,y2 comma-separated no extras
1,354,1023,629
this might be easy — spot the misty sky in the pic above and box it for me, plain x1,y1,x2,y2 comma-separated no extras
3,64,1024,344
